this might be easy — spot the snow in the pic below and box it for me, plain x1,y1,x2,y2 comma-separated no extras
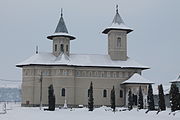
107,22,133,31
47,32,76,40
0,104,180,120
122,73,154,84
152,84,170,95
16,53,149,69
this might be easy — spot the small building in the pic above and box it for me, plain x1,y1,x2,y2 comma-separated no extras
122,73,154,107
16,6,151,107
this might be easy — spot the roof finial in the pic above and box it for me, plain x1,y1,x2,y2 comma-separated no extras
116,4,118,13
61,8,63,17
36,45,38,54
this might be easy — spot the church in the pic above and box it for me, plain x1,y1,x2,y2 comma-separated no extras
16,6,153,107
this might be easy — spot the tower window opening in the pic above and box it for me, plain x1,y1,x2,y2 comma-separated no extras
55,44,57,51
117,37,121,48
61,44,64,52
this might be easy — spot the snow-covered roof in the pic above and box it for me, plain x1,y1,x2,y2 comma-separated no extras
102,6,133,34
122,73,154,84
47,9,75,40
0,80,21,88
170,75,180,83
16,53,149,69
152,84,170,95
47,32,76,40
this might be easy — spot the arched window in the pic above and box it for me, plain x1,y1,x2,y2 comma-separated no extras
120,90,123,98
103,89,107,98
88,89,90,97
66,45,68,52
117,37,121,48
89,71,92,77
61,88,65,97
55,44,57,51
61,44,64,52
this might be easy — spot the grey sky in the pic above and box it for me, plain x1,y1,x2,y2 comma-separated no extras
0,0,179,85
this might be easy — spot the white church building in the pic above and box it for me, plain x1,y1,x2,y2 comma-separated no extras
16,6,153,107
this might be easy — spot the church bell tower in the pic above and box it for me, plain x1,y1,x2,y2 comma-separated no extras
102,5,133,61
47,9,75,57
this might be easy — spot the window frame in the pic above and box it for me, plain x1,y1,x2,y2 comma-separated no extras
103,89,107,98
61,88,65,97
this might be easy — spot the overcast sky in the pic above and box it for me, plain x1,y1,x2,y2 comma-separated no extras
0,0,179,85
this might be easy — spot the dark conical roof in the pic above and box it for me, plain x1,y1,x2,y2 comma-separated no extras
55,12,68,33
112,9,125,25
102,5,133,34
47,9,75,40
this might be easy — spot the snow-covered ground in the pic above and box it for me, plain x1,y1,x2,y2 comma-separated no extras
0,103,180,120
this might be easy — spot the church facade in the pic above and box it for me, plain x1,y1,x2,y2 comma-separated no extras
16,7,153,107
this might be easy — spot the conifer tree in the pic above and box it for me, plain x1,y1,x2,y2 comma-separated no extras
88,82,94,111
147,84,155,110
178,92,180,110
128,88,133,110
158,84,166,111
138,86,144,109
111,86,116,112
48,84,55,111
170,83,179,111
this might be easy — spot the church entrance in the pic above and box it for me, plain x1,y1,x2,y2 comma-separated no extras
132,94,137,106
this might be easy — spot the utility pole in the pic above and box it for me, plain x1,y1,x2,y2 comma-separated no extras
40,72,43,110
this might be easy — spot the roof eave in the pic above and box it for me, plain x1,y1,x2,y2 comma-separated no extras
47,34,76,40
121,82,154,85
102,28,133,34
16,64,149,69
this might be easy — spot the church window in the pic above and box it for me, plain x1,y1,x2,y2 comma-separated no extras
89,71,92,77
61,88,65,97
82,71,86,77
117,37,121,48
66,45,68,52
88,89,90,97
120,90,123,98
63,70,67,76
107,72,110,77
69,70,72,75
61,44,64,52
76,71,80,77
113,72,116,78
103,89,107,98
119,72,122,78
101,72,105,77
55,44,57,51
94,71,98,77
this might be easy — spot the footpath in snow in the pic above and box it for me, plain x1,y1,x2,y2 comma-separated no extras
0,104,180,120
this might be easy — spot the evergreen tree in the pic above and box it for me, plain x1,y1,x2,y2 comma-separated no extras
88,82,94,111
138,86,144,109
178,92,180,110
48,84,55,111
128,88,133,110
147,84,155,110
111,86,116,112
158,84,166,111
170,83,179,111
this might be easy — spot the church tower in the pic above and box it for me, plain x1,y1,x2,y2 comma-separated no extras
47,9,75,57
102,6,133,61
